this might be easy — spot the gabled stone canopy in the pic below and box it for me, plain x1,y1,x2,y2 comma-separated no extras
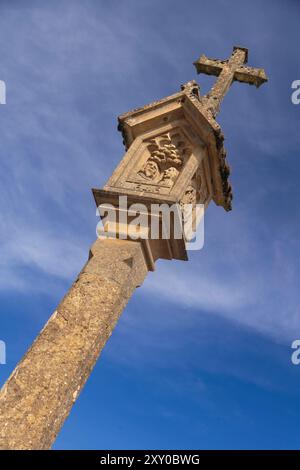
117,80,232,211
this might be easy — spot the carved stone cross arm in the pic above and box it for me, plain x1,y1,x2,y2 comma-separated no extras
193,46,268,117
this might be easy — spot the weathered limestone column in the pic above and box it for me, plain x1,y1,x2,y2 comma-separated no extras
0,238,148,450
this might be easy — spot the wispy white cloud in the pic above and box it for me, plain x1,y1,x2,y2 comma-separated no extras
140,201,300,341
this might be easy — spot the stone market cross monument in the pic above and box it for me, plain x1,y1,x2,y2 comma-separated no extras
0,47,267,449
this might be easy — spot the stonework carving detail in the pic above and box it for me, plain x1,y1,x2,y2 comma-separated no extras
179,167,208,233
180,167,208,210
135,131,191,190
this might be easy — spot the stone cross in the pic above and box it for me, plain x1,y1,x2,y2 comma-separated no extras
193,46,268,117
0,46,268,449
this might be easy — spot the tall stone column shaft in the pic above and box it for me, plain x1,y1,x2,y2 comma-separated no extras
0,238,148,450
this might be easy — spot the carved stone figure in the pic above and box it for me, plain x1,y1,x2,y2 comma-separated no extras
180,184,197,205
161,166,179,187
137,160,160,182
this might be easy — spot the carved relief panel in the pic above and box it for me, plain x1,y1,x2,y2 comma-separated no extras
179,159,211,231
180,161,210,205
105,126,200,199
132,130,191,191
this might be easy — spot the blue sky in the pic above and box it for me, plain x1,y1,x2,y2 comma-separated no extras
1,0,300,449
